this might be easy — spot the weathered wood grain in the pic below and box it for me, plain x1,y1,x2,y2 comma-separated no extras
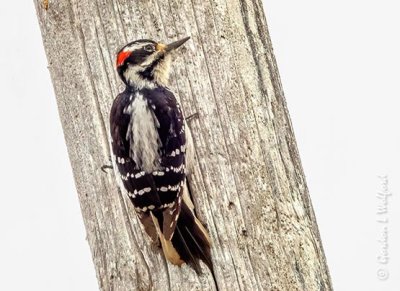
34,0,332,290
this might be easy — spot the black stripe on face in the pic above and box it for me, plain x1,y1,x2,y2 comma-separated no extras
126,48,154,65
140,55,165,80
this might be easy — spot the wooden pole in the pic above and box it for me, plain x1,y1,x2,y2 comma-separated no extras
34,0,332,290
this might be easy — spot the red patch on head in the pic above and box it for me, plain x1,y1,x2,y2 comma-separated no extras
116,50,132,67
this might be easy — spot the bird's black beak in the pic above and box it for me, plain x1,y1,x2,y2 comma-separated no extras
166,36,190,52
156,37,190,53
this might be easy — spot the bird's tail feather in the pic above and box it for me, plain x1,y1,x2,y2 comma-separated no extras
150,212,184,266
149,199,212,273
171,200,213,273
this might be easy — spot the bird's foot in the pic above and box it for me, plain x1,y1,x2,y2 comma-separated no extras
101,156,114,173
185,112,199,122
101,164,113,173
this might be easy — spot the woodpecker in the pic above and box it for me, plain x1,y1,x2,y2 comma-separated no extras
109,37,213,272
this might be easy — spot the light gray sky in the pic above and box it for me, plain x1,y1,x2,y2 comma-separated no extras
0,1,398,291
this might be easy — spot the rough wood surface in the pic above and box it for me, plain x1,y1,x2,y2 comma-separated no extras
34,0,332,290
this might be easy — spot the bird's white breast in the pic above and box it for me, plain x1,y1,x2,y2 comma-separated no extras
125,92,161,173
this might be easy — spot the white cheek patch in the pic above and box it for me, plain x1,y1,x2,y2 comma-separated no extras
141,52,160,67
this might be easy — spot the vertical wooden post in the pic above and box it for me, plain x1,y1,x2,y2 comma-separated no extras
34,0,332,290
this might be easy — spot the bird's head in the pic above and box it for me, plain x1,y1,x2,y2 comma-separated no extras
116,37,190,89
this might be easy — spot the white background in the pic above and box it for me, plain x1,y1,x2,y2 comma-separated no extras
0,1,398,290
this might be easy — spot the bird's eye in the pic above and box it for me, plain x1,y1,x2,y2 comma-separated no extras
144,44,155,52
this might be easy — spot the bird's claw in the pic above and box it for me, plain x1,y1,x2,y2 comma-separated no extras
101,164,113,173
185,112,199,122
